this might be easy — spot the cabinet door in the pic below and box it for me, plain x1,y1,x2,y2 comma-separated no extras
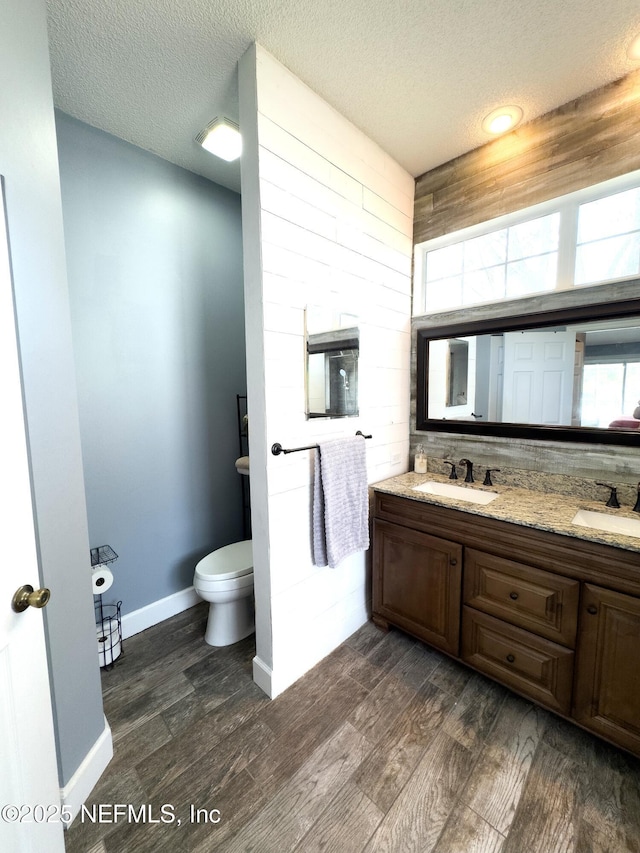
373,519,462,655
573,584,640,756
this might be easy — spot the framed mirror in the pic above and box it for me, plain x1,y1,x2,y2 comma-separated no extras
416,297,640,445
306,306,359,419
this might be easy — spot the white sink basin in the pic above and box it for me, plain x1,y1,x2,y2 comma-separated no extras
572,509,640,539
412,481,499,505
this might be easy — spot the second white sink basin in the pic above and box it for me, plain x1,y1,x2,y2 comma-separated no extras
572,509,640,539
412,481,499,505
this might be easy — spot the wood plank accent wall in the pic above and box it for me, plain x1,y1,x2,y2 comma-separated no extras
411,69,640,482
414,68,640,245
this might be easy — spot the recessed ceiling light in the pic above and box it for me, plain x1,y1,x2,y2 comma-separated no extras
482,105,524,136
628,33,640,60
195,117,242,161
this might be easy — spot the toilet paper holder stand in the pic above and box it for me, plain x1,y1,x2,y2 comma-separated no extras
91,544,122,669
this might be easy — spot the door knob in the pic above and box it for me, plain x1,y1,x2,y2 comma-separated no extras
12,584,51,613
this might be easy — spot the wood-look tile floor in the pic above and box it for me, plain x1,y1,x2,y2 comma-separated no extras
65,602,640,853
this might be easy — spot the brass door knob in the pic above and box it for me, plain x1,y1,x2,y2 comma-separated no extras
12,584,51,613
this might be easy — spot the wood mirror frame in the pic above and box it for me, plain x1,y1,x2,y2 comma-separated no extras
416,297,640,446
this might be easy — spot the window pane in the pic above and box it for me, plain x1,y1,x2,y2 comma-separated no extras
506,253,558,298
575,232,640,285
425,275,463,311
463,229,507,272
508,213,560,261
463,266,505,305
420,174,640,315
425,243,463,282
623,362,640,416
577,187,640,243
581,364,624,428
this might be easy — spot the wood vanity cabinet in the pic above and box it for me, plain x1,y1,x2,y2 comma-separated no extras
372,491,640,757
372,519,462,655
573,584,640,756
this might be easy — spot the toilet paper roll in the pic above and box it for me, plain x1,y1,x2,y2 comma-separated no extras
92,567,114,595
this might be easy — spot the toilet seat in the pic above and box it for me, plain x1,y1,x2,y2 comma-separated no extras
194,539,253,583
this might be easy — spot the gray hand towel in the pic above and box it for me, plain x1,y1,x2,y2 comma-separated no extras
312,436,369,568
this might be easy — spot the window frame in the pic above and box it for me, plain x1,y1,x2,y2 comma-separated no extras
413,168,640,317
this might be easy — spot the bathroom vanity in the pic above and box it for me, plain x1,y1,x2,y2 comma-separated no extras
372,474,640,758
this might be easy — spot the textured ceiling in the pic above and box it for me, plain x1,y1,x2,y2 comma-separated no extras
46,0,640,194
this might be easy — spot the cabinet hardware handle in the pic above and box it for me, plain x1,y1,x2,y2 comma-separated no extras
509,591,519,600
587,604,598,615
506,653,515,663
450,558,457,566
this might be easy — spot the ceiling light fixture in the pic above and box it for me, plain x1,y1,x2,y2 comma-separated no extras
482,105,523,136
195,117,242,161
628,33,640,60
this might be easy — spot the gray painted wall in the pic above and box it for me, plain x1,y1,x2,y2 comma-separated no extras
0,0,105,785
55,113,247,615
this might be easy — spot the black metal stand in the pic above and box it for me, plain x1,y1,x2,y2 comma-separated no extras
236,394,251,539
96,600,122,669
91,544,123,669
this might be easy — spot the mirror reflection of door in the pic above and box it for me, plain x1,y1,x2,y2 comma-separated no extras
502,330,575,425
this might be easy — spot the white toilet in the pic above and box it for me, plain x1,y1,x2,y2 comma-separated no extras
193,539,254,646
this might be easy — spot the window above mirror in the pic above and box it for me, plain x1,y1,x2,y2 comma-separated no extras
413,169,640,317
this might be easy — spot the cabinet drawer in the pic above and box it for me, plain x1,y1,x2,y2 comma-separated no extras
463,548,579,647
461,606,574,714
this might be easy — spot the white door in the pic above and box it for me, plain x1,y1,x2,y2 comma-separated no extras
502,330,576,425
0,182,65,852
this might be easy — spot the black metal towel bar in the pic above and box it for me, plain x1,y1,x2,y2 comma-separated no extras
271,431,372,456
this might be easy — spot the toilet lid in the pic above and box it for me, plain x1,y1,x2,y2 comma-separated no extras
195,539,253,581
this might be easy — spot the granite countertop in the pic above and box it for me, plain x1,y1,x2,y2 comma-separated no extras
373,472,640,555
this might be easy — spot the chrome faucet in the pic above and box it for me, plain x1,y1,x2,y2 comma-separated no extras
458,458,474,483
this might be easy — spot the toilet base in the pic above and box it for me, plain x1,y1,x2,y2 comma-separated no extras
204,596,255,647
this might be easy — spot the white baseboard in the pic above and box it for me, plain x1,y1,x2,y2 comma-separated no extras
62,716,113,826
253,654,304,699
252,655,274,698
121,587,201,640
256,600,369,700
